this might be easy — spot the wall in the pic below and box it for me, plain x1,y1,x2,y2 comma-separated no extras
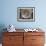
0,0,46,30
0,0,46,44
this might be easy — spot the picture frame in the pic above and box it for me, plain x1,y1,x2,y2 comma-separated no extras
17,7,35,22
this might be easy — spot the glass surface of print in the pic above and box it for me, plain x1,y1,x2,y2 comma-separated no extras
17,7,35,22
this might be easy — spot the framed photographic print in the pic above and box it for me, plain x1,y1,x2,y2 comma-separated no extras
17,7,35,22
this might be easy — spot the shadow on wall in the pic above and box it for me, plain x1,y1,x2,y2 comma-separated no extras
0,24,7,43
